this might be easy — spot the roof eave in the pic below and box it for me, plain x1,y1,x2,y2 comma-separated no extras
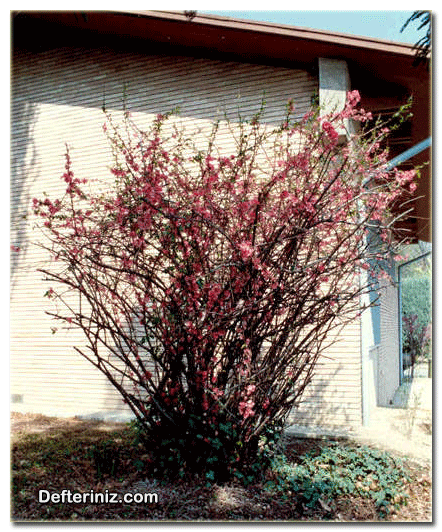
132,10,418,57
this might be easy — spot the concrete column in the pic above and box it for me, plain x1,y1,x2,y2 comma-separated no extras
318,57,353,141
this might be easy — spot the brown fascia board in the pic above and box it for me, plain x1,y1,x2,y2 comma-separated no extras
128,10,418,73
143,10,416,56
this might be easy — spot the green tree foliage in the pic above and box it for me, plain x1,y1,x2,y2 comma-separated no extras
402,276,431,330
401,11,431,66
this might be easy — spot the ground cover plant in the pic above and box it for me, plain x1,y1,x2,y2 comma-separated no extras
31,91,419,484
10,414,431,521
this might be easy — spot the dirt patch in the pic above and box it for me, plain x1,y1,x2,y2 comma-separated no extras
10,412,125,442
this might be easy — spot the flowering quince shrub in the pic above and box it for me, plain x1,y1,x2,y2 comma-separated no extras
33,91,418,483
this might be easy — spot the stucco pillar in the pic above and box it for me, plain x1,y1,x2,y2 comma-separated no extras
318,57,353,141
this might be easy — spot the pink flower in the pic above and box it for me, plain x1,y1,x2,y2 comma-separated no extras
238,399,255,420
238,241,254,261
207,284,222,307
211,386,224,399
322,120,339,144
346,90,361,107
202,395,209,411
45,287,55,298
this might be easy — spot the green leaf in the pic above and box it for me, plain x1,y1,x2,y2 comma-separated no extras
205,470,215,481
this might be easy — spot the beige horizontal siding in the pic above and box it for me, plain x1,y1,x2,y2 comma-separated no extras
10,43,363,428
288,317,362,429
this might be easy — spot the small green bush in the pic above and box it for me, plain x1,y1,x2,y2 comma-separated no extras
401,276,432,363
265,443,411,516
401,276,431,330
130,415,284,485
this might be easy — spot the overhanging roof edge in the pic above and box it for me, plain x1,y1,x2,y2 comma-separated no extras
118,9,418,57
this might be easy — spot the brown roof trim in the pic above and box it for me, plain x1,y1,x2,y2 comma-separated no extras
121,10,417,57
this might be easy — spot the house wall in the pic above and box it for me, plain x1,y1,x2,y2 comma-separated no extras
11,43,363,428
287,317,362,430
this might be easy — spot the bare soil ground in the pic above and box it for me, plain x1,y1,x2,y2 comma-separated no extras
10,411,432,522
